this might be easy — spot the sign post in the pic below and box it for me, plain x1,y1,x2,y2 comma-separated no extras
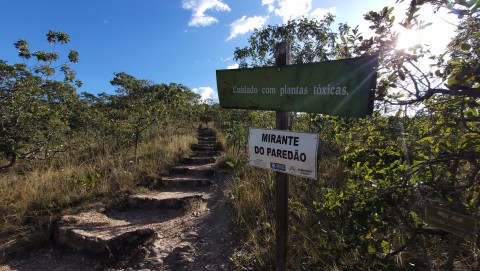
248,128,319,179
425,204,477,270
216,54,378,117
216,43,378,271
275,42,291,271
425,204,477,242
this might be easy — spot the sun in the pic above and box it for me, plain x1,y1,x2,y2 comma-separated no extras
396,28,422,50
390,1,460,54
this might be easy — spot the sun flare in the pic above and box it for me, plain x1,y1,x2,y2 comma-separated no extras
396,28,422,50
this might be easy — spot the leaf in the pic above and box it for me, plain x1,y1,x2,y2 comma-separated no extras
368,244,376,254
418,22,432,29
382,7,388,16
68,50,79,63
418,136,433,143
447,75,458,86
461,43,471,51
468,107,479,117
47,30,56,44
381,240,390,253
398,69,406,81
226,161,235,168
390,15,396,23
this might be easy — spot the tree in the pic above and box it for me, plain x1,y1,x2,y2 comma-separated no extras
110,73,201,161
234,16,338,68
227,2,480,269
0,30,81,169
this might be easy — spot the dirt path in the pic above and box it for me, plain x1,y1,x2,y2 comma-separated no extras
0,128,238,271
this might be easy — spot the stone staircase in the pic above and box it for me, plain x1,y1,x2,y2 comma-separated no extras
53,127,223,269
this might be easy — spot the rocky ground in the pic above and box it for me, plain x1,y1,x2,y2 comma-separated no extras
0,128,239,271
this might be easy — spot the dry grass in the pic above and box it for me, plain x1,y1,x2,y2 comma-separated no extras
0,124,197,257
135,132,197,177
227,150,350,270
223,147,277,269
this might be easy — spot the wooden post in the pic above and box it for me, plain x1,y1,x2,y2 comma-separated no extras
275,42,291,271
446,234,458,271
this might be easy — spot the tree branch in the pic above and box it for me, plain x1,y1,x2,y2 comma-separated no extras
392,87,480,105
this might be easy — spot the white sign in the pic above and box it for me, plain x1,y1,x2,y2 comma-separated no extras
248,128,319,179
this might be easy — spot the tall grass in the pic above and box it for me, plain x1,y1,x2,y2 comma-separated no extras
0,123,197,258
227,146,354,270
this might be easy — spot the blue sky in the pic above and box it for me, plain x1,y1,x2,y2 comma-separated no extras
1,0,456,102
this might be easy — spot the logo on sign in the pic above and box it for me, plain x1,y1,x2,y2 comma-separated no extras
252,159,267,168
298,168,313,175
288,166,296,173
270,162,286,171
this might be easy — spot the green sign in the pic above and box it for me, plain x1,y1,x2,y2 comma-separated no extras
216,55,378,117
425,204,477,242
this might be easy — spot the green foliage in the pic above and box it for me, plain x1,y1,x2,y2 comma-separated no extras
223,1,480,270
108,73,201,160
234,16,337,67
1,30,84,169
1,30,203,171
75,168,100,191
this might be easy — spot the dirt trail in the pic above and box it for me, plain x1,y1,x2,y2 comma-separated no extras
0,128,238,271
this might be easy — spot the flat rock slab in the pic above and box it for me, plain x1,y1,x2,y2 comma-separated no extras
128,191,208,210
191,144,219,152
193,150,220,158
197,136,216,142
170,163,217,176
197,130,215,137
180,156,216,165
55,210,157,261
159,176,213,187
193,143,218,148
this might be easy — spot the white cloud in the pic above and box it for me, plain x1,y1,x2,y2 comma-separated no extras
227,15,268,41
182,0,231,27
192,86,217,102
262,0,336,23
310,7,337,20
262,0,275,12
221,57,232,62
227,63,239,69
262,0,311,23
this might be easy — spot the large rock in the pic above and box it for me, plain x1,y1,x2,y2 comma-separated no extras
54,211,155,262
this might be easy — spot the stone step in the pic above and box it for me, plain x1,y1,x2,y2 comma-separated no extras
193,150,220,157
191,144,220,152
195,141,218,146
197,130,216,137
198,146,216,151
170,163,216,177
159,176,213,188
128,191,206,210
55,211,156,262
197,136,217,142
180,156,216,165
197,142,217,148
